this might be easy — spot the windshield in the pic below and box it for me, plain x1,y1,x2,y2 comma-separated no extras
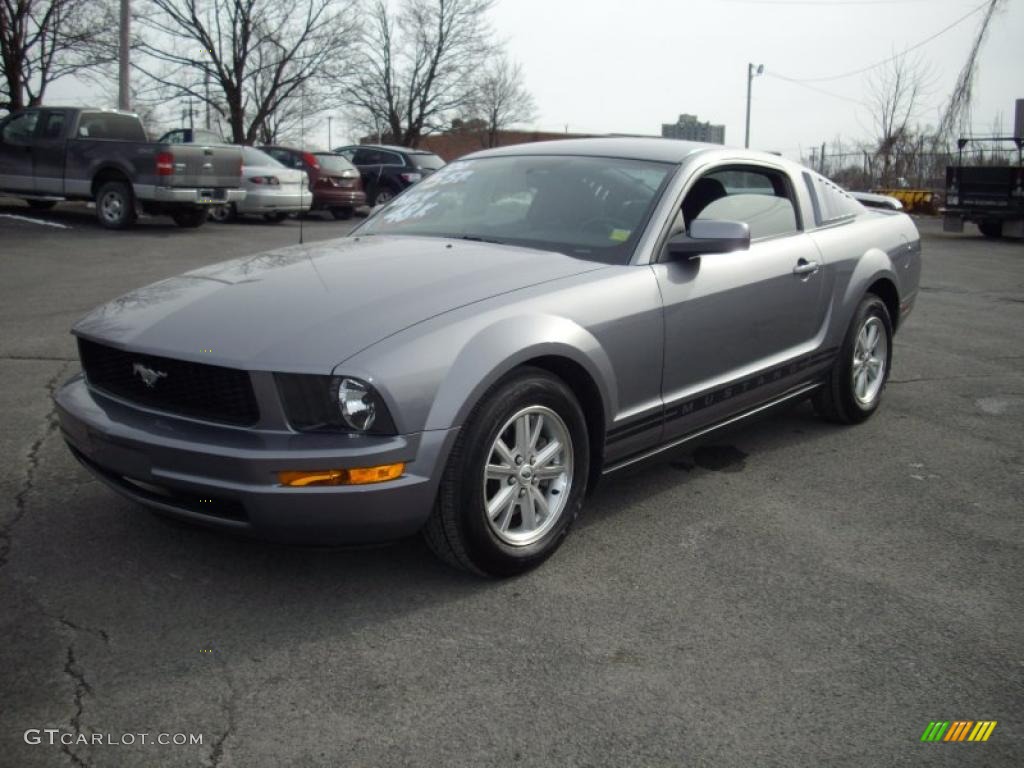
242,147,283,168
354,155,674,263
315,153,356,173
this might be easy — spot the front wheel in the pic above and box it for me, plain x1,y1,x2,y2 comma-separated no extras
170,207,208,228
372,187,395,206
423,368,590,576
814,294,893,424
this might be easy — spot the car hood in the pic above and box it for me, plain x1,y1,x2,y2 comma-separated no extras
73,235,606,373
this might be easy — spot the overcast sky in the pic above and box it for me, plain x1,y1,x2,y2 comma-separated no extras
45,0,1022,158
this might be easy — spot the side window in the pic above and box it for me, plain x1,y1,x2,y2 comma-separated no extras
41,112,66,140
352,148,381,165
379,151,404,166
805,172,863,226
164,130,185,144
336,147,356,160
2,112,40,145
683,166,800,240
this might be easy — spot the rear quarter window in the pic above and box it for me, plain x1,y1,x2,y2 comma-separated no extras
804,171,864,226
77,113,147,141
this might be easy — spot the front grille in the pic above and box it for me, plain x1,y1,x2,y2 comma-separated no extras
78,338,260,426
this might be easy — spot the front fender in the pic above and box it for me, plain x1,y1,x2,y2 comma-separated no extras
426,314,617,432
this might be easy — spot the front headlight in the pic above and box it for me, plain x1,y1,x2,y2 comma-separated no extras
337,377,376,431
275,373,396,434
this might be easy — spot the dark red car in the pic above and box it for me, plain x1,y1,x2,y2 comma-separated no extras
261,146,366,219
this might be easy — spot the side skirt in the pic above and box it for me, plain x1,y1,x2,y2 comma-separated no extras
601,381,823,475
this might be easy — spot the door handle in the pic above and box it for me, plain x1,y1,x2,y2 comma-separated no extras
793,259,820,276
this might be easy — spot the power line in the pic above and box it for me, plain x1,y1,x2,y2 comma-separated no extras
773,0,990,83
764,72,869,107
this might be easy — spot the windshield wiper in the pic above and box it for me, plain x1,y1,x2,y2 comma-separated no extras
448,234,506,245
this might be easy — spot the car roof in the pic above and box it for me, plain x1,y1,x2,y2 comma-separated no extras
464,137,716,164
342,144,436,155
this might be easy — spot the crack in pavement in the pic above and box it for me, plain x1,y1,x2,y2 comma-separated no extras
0,362,71,570
62,644,93,768
55,616,111,646
207,653,239,768
889,373,1023,385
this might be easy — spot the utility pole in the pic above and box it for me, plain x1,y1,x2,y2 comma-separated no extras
820,141,826,173
118,0,131,110
327,116,333,149
745,63,764,149
204,71,210,129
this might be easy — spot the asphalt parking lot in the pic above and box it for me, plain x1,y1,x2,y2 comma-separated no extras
1,199,1021,767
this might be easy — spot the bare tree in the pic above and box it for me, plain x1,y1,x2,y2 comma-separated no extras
0,0,116,112
346,0,497,147
134,0,358,144
866,54,928,186
470,53,534,147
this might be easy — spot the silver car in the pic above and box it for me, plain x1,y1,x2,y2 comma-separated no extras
56,138,921,575
209,146,312,223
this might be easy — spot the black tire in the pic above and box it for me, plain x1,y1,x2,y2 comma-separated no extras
814,294,893,424
978,220,1003,239
371,185,396,206
263,212,289,223
423,368,590,577
170,207,208,228
209,204,235,223
95,181,136,230
25,200,57,210
330,207,354,220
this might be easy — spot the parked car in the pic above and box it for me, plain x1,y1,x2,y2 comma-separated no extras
0,107,243,229
156,127,229,145
56,138,921,576
942,136,1024,239
332,143,444,206
261,146,366,219
209,146,312,223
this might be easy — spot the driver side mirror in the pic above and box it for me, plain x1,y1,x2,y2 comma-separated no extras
665,219,751,259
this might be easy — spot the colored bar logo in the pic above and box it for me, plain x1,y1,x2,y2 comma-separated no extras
920,721,997,742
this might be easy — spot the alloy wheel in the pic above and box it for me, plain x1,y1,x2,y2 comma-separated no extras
852,316,888,405
483,406,573,547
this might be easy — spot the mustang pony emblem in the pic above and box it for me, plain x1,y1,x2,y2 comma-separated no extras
132,363,168,388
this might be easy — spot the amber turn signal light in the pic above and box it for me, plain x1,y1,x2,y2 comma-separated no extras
278,463,405,487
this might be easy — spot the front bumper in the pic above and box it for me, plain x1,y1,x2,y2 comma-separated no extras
55,374,456,544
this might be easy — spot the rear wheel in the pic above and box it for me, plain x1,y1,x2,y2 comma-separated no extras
170,207,208,228
372,186,395,206
978,220,1003,239
814,294,892,424
330,207,354,220
209,204,235,223
95,181,136,230
423,368,589,576
26,200,58,211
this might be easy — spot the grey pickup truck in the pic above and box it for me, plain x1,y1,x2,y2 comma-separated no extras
0,107,244,229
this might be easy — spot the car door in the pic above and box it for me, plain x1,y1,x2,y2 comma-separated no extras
351,147,384,190
0,110,41,193
651,163,829,441
32,109,69,195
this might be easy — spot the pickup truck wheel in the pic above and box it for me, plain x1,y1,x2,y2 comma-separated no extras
423,368,589,577
978,220,1003,238
814,295,892,424
96,181,136,230
171,208,208,228
26,200,57,211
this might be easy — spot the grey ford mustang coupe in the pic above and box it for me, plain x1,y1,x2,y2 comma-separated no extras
56,138,921,576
